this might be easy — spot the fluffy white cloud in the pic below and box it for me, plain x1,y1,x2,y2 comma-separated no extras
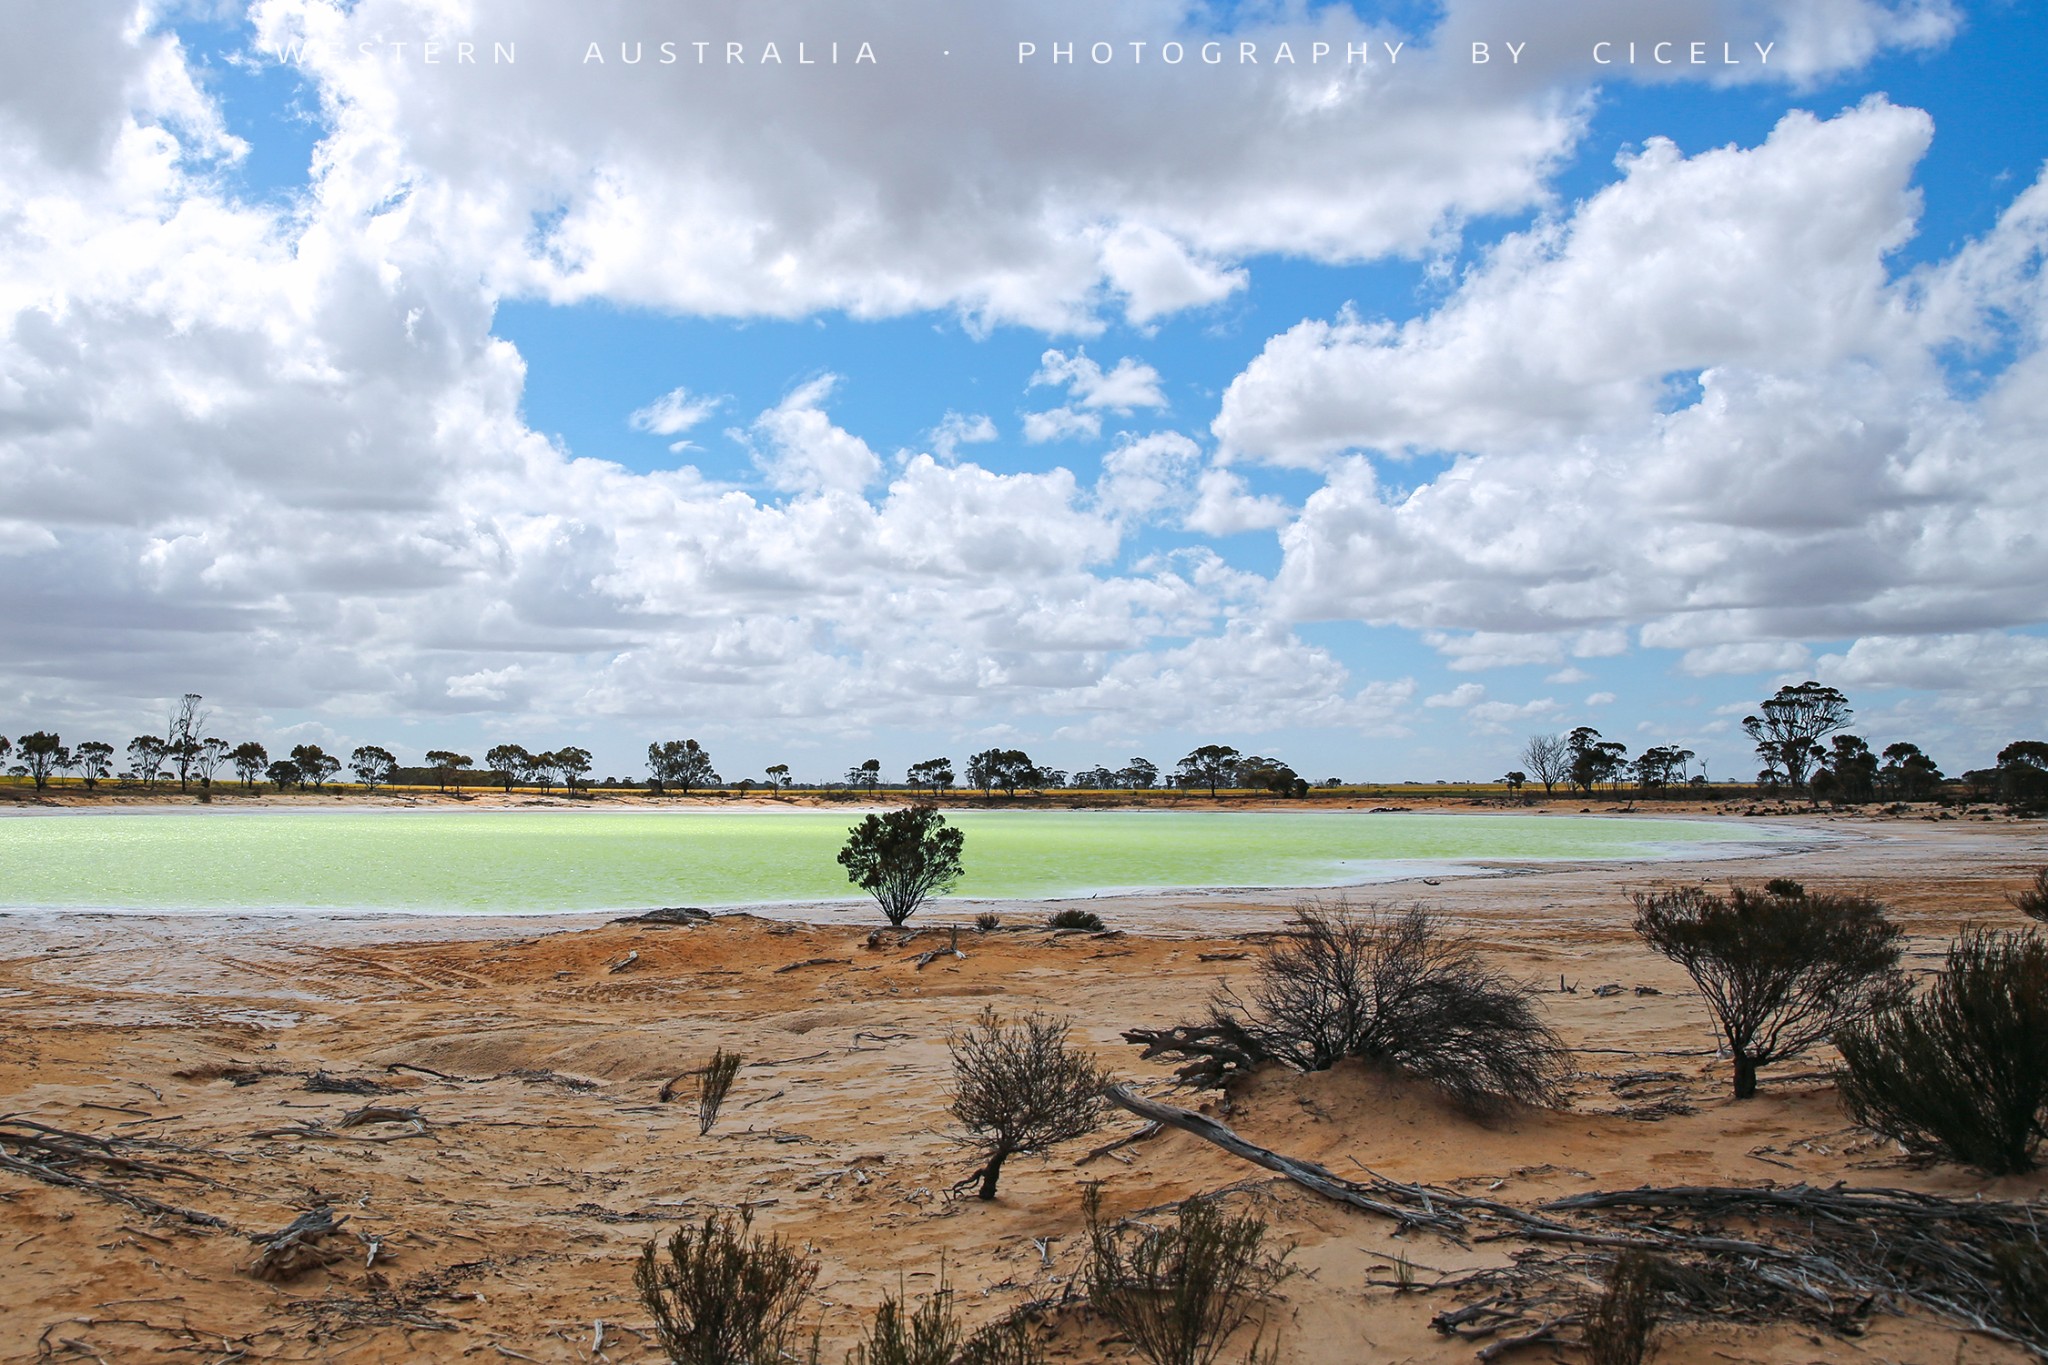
1094,431,1202,521
1030,348,1168,412
928,410,997,461
1184,468,1291,536
629,386,723,441
1021,406,1101,444
1217,98,1934,465
1248,100,2048,716
741,375,883,495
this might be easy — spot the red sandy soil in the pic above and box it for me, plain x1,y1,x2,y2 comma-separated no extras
2,811,2044,1363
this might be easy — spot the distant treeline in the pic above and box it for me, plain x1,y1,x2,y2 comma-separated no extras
5,683,2044,806
1506,682,2047,808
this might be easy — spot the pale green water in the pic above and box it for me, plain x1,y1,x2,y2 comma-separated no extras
0,809,1780,915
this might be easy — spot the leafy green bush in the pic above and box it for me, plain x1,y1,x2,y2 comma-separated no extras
838,805,965,926
1082,1186,1292,1365
1633,884,1903,1098
1836,929,2048,1174
634,1210,818,1365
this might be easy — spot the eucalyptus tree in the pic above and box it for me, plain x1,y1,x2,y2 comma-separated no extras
1176,744,1242,797
906,758,953,795
266,758,301,791
75,740,114,791
350,745,398,790
191,737,233,790
232,742,269,790
486,743,531,793
423,749,472,792
847,758,882,794
554,746,593,792
1878,742,1943,801
765,762,791,791
1742,682,1852,792
17,732,69,792
290,743,341,791
1119,757,1158,789
128,735,168,787
647,739,718,795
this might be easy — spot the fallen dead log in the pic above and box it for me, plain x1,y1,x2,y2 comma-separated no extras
1102,1084,1468,1237
0,1118,231,1228
773,957,851,974
607,950,640,974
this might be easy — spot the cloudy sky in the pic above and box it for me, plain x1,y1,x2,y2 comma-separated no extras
2,0,2044,785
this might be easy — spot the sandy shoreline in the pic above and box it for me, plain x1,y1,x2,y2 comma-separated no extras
4,810,2045,1363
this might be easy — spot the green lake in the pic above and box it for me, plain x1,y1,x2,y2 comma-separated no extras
0,809,1783,915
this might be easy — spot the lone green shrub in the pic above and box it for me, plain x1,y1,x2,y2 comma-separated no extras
838,805,966,926
698,1048,743,1136
1836,929,2048,1174
1633,884,1903,1098
1762,877,1807,899
1582,1250,1659,1365
634,1209,818,1365
1047,907,1106,931
948,1007,1108,1200
1082,1185,1292,1365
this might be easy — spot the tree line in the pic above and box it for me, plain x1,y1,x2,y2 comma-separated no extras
1511,681,2046,807
0,705,1327,799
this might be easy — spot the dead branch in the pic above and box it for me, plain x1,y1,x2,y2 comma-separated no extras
1103,1084,1468,1237
246,1207,346,1282
607,950,640,974
773,957,851,974
1077,1121,1163,1165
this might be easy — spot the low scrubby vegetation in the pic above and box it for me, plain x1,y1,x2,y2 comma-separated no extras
1633,883,1904,1098
1127,903,1570,1111
948,1007,1109,1199
2012,867,2048,924
847,1270,1043,1365
1046,907,1105,931
1836,928,2048,1174
696,1047,743,1136
1081,1186,1293,1365
1581,1250,1660,1365
635,1210,818,1365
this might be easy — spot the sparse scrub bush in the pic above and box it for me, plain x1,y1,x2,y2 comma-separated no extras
1081,1185,1293,1365
1138,903,1570,1111
975,911,1003,933
698,1047,743,1135
2012,868,2048,924
1990,1227,2048,1342
838,805,965,926
1633,884,1904,1099
1047,907,1106,931
847,1269,1044,1365
1582,1250,1659,1365
634,1209,818,1365
1836,929,2048,1174
948,1007,1109,1200
1762,877,1807,899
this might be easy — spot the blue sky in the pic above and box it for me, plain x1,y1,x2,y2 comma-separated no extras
2,0,2045,786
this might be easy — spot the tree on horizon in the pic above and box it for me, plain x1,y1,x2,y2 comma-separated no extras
1743,681,1852,792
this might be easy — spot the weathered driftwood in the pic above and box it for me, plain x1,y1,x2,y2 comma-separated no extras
246,1206,346,1281
1119,1024,1260,1088
606,949,640,974
773,957,851,974
0,1117,229,1228
1102,1084,1469,1237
